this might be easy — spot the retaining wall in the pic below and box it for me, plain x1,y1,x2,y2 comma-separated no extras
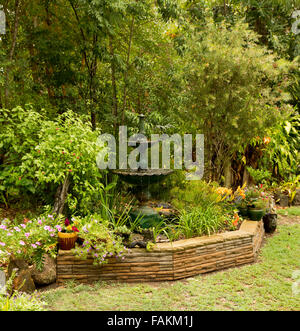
57,220,264,284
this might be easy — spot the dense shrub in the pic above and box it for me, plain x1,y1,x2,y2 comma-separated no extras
0,214,62,268
0,107,105,215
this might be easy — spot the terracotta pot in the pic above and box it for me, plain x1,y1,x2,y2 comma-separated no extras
58,232,78,250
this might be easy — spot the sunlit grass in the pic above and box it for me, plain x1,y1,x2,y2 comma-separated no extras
277,206,300,217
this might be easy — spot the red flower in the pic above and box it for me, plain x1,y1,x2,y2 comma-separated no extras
65,218,70,226
72,226,79,232
66,162,70,165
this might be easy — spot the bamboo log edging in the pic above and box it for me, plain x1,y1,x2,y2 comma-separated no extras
56,220,265,284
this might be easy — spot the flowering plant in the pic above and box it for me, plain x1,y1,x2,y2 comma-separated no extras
72,217,129,266
248,194,270,210
216,183,247,203
0,214,62,269
58,217,79,234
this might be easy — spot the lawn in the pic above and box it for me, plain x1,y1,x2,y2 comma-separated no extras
277,206,300,217
41,219,300,311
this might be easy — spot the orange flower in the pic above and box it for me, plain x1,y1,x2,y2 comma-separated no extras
232,213,239,227
263,136,271,144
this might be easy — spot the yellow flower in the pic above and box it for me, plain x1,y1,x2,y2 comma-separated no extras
216,187,233,201
66,225,72,231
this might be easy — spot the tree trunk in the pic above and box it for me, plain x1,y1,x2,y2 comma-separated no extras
224,159,232,188
121,16,135,124
109,36,118,134
53,176,70,216
4,0,21,108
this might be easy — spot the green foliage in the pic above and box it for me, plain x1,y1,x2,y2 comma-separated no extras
0,0,298,212
239,0,300,59
0,106,106,214
262,112,300,182
174,204,226,238
72,216,129,265
246,167,272,184
163,179,240,239
169,180,220,210
249,198,268,210
181,17,292,180
0,270,46,311
0,214,62,266
0,106,44,201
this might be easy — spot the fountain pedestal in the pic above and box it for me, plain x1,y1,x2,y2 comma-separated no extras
113,168,173,228
113,114,173,228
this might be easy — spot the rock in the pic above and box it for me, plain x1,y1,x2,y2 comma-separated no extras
268,197,276,213
263,213,277,233
274,192,289,207
292,189,300,206
129,240,147,248
32,254,56,286
0,270,5,292
7,257,29,274
7,257,36,293
12,269,36,293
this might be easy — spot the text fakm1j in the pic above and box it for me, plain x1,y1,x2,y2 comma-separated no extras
107,314,194,328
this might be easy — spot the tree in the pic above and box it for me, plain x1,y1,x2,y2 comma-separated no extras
181,17,294,184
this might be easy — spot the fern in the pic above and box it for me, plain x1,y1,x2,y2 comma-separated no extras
32,249,45,272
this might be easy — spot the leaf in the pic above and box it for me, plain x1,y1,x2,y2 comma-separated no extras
284,121,292,134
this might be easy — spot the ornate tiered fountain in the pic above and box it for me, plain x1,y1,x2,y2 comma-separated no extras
113,115,173,228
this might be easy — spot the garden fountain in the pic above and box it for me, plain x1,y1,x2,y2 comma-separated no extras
113,114,173,228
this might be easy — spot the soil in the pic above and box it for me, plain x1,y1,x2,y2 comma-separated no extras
277,214,300,226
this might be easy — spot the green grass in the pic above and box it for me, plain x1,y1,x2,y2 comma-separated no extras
276,206,300,216
41,224,300,311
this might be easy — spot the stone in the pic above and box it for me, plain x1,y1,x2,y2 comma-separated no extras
7,257,29,274
32,254,56,285
129,240,147,248
0,270,5,292
274,192,289,207
7,257,36,293
292,189,300,206
13,269,36,293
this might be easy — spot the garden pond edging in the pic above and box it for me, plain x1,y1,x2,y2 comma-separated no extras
56,220,264,284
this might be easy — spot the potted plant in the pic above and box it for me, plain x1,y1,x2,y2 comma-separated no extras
248,199,267,221
235,199,249,217
57,218,79,250
72,218,127,266
245,187,260,202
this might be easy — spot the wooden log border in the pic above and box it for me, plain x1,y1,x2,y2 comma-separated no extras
57,220,265,284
